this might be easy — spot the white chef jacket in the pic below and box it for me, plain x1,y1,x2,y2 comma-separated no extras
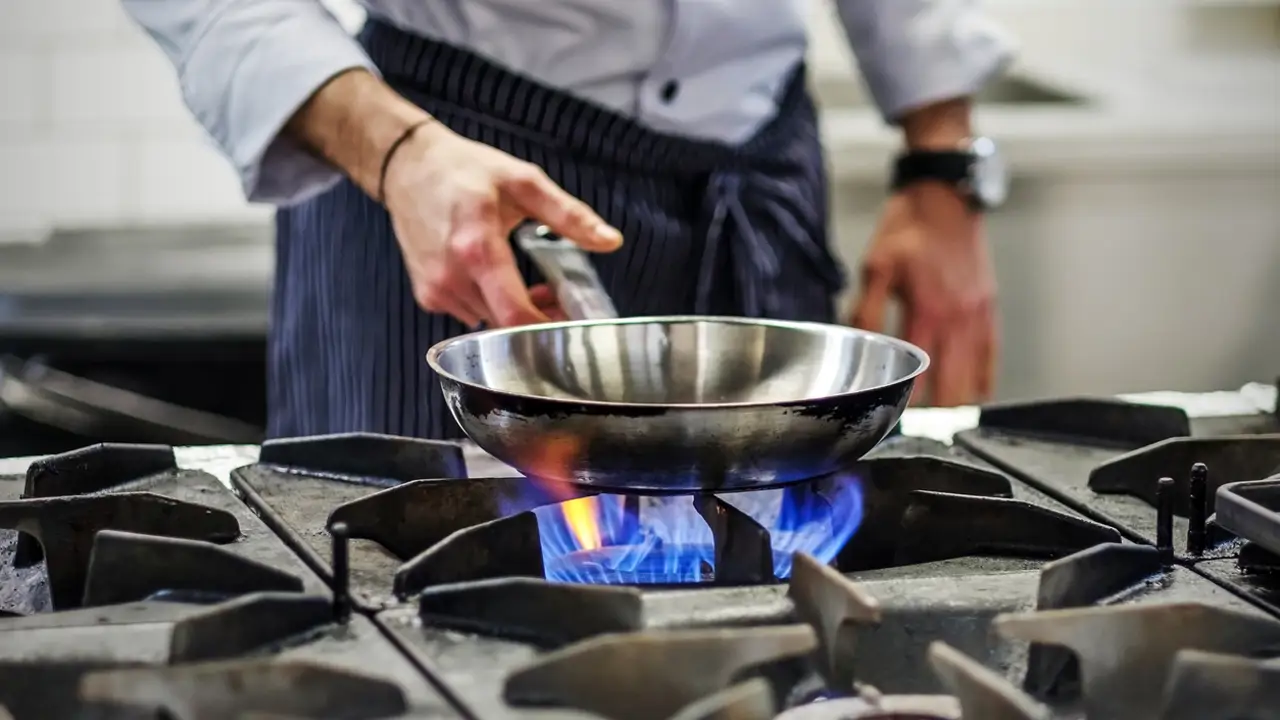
122,0,1015,204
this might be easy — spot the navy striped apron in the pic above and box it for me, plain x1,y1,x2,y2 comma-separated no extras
269,19,846,440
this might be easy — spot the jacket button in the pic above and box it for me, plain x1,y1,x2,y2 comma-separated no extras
660,80,680,103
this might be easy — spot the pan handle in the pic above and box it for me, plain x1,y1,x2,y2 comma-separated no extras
512,221,619,320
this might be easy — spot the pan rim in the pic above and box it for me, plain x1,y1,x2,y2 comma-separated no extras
424,314,930,411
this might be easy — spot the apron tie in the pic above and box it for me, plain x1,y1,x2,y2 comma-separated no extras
695,169,845,318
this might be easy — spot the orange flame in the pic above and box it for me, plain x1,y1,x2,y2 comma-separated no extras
561,496,603,550
518,431,603,550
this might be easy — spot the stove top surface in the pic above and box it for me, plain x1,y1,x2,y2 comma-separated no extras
3,386,1280,719
234,433,1133,600
0,444,458,719
954,399,1280,619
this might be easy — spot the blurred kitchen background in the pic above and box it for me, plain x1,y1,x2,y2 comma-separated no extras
0,0,1277,454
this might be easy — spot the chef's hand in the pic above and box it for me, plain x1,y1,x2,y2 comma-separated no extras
285,70,621,329
845,97,998,406
848,183,998,406
383,122,622,327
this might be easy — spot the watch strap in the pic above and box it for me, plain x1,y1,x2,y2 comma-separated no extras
891,151,973,192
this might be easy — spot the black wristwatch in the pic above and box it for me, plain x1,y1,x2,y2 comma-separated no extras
890,136,1008,211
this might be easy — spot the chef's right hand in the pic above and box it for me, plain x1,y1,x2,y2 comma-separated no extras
381,121,623,328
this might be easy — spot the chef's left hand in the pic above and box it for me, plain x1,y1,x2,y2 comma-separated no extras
847,183,998,406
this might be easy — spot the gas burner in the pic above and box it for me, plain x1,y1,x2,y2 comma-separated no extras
233,433,1118,606
4,383,1280,719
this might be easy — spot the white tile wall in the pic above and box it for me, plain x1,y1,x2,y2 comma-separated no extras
0,139,122,229
0,0,1255,234
0,0,373,233
129,138,261,221
1,0,137,42
0,51,46,130
50,43,192,130
0,2,283,233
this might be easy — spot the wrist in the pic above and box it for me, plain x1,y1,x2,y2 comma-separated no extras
380,120,457,209
892,131,1007,212
901,182,980,223
286,69,434,196
900,97,973,151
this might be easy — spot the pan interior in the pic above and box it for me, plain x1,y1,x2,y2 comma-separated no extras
432,318,925,406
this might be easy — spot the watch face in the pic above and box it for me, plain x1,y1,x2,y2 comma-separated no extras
970,137,1008,209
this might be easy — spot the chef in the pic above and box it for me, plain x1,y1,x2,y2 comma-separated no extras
123,0,1014,440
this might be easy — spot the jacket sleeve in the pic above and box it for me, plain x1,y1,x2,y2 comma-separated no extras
122,0,378,205
832,0,1017,122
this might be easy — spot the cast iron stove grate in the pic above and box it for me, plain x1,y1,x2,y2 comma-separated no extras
228,430,1255,720
0,443,459,720
0,442,324,612
375,541,1280,720
953,385,1280,616
231,433,1120,608
8,395,1280,719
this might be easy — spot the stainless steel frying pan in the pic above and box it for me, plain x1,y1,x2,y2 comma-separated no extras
425,224,928,492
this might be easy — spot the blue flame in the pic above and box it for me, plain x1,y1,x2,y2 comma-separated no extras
524,475,864,585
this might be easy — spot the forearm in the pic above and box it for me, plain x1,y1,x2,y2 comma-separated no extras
900,97,973,150
285,70,436,198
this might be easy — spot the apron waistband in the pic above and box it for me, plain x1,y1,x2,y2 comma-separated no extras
361,17,808,175
360,18,844,316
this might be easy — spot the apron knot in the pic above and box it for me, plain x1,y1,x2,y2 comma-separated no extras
695,168,844,318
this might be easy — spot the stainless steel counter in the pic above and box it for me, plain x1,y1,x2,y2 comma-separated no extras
4,383,1273,475
0,223,272,340
0,442,519,487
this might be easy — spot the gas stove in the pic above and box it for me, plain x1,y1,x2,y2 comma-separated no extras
2,386,1280,720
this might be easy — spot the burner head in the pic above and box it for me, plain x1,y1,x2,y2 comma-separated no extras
317,450,1116,598
523,474,866,585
